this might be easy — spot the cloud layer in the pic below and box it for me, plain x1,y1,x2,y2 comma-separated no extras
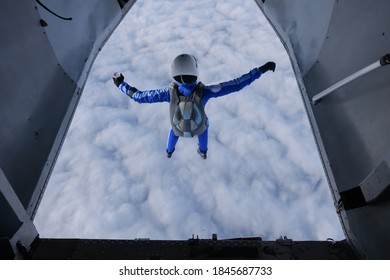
34,0,344,241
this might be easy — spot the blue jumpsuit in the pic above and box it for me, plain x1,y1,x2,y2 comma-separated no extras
117,67,263,154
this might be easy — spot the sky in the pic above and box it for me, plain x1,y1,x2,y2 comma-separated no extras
34,0,344,241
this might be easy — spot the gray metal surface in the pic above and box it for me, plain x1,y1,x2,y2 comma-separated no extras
257,0,390,259
259,0,335,75
1,0,76,213
0,169,38,259
0,0,135,257
312,57,387,103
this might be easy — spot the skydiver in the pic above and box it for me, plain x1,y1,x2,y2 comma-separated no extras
113,54,276,159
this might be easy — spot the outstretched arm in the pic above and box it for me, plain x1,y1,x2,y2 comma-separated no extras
203,62,276,100
113,72,170,103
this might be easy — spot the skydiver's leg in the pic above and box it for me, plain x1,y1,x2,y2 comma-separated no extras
197,126,208,155
166,128,179,157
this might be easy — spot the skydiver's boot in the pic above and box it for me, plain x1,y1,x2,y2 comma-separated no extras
166,148,175,158
197,149,207,160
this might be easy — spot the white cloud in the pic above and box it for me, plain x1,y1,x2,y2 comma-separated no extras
34,0,344,241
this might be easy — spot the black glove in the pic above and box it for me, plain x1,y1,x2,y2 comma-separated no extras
112,72,124,86
259,62,276,73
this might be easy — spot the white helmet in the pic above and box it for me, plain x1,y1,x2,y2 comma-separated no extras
171,54,198,84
